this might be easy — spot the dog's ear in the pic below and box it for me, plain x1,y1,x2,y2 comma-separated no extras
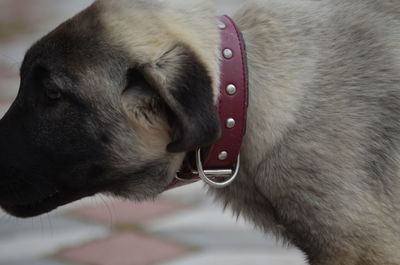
143,44,221,153
127,44,221,153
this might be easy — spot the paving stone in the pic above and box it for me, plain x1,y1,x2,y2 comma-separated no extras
59,233,189,265
153,230,280,250
159,250,307,265
0,215,109,262
145,199,256,233
72,199,181,226
0,260,75,265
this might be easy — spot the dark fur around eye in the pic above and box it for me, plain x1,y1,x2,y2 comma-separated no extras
31,65,63,102
46,87,62,100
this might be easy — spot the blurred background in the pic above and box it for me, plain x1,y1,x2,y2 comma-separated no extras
0,1,306,265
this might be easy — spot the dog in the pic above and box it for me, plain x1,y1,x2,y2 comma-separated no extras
0,0,399,264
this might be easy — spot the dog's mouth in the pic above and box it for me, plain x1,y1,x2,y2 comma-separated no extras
0,189,95,218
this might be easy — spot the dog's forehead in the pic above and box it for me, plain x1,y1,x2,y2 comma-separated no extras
23,7,118,70
20,6,131,96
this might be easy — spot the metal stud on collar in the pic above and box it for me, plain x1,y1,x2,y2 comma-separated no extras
226,84,237,95
218,151,228,161
226,118,236,129
223,49,233,59
196,149,240,188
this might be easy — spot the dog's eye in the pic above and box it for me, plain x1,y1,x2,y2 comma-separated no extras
46,88,62,100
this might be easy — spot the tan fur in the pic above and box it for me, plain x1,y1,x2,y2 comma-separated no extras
97,0,221,102
121,89,171,158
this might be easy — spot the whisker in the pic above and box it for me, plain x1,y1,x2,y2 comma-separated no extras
99,194,115,228
46,213,54,235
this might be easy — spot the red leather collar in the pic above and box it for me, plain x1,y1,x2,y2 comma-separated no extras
165,15,248,190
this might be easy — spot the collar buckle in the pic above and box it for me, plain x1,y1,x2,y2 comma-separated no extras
195,149,240,188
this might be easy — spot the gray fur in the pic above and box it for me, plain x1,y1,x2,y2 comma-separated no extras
0,0,399,264
216,1,400,264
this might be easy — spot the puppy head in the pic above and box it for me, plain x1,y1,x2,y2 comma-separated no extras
0,0,221,218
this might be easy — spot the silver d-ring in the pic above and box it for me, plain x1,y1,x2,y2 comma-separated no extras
196,149,240,188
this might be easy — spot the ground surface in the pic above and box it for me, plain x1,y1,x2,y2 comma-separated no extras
0,1,306,265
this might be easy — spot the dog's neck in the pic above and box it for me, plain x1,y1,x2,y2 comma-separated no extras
166,15,248,190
